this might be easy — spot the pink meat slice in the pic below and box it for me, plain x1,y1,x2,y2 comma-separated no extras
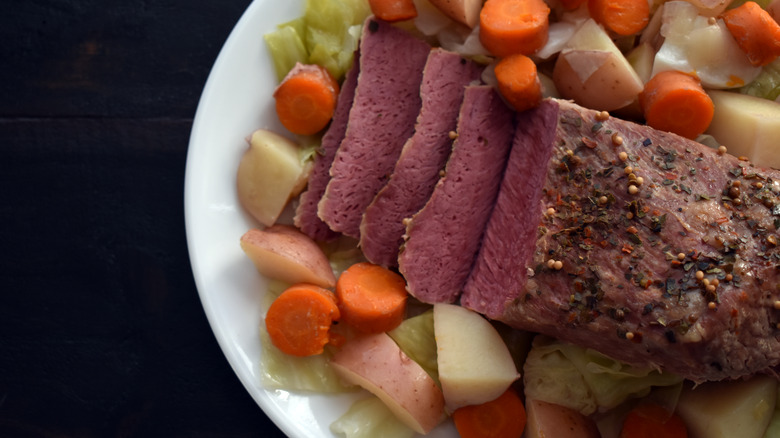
317,18,431,239
359,48,483,267
398,85,515,304
464,98,780,382
293,50,361,241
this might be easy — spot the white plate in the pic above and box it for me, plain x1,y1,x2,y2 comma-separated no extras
184,1,456,436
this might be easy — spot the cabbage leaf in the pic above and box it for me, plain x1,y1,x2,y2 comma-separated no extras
259,329,355,393
741,58,780,101
330,397,415,438
387,309,439,386
264,0,370,82
523,336,683,415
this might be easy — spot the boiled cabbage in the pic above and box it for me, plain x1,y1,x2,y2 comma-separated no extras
330,397,415,438
387,309,439,386
741,58,780,101
523,336,683,415
264,0,370,81
259,329,354,393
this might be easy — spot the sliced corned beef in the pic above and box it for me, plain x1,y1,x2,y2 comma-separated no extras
465,98,780,382
461,99,558,317
317,18,431,239
293,50,360,241
359,48,483,266
398,85,515,304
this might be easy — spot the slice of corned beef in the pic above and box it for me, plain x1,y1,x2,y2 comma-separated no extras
464,98,780,382
460,99,558,317
358,48,483,266
293,50,360,241
317,18,431,239
398,85,515,304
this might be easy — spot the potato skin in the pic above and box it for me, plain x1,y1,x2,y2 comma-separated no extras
240,225,336,288
330,333,445,434
525,399,601,438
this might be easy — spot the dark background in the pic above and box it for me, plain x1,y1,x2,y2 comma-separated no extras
2,0,286,436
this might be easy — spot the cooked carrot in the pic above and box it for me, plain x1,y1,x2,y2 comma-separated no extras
369,0,418,22
560,0,587,10
273,63,339,136
453,387,527,438
588,0,650,36
264,283,341,357
494,53,543,112
335,262,407,333
479,0,550,57
638,70,714,139
722,1,780,66
620,403,688,438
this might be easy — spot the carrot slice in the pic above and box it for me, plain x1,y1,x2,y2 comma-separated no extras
369,0,418,22
264,283,341,357
638,70,714,139
335,262,407,333
588,0,650,36
273,63,339,136
722,1,780,66
453,387,527,438
479,0,550,57
494,53,543,112
620,403,688,438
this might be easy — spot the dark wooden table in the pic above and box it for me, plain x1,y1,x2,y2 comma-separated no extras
1,1,286,436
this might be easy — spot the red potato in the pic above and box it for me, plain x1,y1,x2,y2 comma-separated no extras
434,303,520,411
553,19,644,111
330,332,446,434
236,129,311,227
525,399,601,438
427,0,482,28
240,225,336,288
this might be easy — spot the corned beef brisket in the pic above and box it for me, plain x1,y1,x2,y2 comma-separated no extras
359,48,483,267
294,50,360,242
318,18,431,239
290,19,780,383
464,98,780,382
399,85,514,304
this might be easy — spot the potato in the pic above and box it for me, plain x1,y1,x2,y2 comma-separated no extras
434,303,519,411
706,90,780,169
240,225,336,288
330,333,446,434
426,0,481,28
525,399,601,438
553,19,644,111
236,129,311,227
676,374,777,438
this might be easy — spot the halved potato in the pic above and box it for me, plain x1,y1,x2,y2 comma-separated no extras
525,399,601,438
676,375,777,438
553,19,644,111
706,90,780,169
330,333,446,434
236,129,311,227
427,0,482,28
240,225,336,288
434,303,519,411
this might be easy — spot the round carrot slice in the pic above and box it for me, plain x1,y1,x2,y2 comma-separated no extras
336,262,407,333
265,283,340,357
